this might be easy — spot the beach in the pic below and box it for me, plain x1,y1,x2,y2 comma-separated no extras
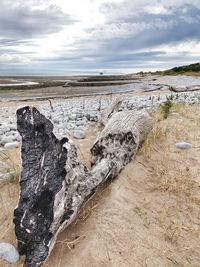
1,73,200,266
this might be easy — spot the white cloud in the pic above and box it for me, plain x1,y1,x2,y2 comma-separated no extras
144,4,171,15
0,53,31,63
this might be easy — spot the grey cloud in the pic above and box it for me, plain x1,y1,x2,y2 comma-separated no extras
0,38,31,47
93,3,200,51
100,0,200,23
29,50,196,70
65,2,199,72
0,2,76,40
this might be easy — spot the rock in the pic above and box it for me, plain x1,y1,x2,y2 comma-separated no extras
66,122,76,130
76,119,87,127
52,118,60,124
8,130,17,136
86,114,99,122
15,133,22,142
175,142,192,150
54,127,69,139
73,129,86,139
4,141,20,149
5,131,14,137
69,114,77,120
9,124,17,131
0,135,14,145
0,243,19,264
4,126,11,133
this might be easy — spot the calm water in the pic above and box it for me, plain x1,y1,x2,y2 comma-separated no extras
0,79,38,86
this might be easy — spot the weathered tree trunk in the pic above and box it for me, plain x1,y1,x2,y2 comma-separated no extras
14,106,152,267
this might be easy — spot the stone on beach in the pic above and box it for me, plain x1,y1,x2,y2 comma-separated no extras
0,125,10,133
75,118,87,127
0,243,19,264
72,129,86,139
4,141,20,149
0,135,14,145
175,142,192,150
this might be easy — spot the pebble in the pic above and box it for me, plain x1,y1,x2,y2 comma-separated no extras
73,129,86,139
175,142,192,150
4,141,20,149
0,243,19,264
0,135,14,145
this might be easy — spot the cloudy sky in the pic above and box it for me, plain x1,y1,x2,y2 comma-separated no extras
0,0,199,75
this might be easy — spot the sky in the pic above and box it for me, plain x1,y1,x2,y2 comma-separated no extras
0,0,199,75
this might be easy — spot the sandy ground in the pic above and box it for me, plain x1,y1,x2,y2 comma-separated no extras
1,104,200,267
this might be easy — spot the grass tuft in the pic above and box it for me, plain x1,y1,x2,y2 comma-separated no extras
160,97,173,119
0,149,21,186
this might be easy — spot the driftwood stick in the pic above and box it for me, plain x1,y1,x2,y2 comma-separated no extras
14,106,153,267
101,97,123,125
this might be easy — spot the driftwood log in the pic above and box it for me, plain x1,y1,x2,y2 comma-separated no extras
14,106,153,267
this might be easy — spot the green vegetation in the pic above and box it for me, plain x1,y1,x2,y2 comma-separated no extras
163,63,200,76
167,62,200,72
160,97,173,119
150,62,200,76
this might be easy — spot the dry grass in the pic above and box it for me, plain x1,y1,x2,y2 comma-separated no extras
182,71,200,77
0,149,21,186
139,103,200,255
141,125,167,158
0,149,21,266
150,157,196,198
142,104,200,200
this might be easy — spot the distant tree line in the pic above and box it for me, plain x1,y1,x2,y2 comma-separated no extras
164,62,200,74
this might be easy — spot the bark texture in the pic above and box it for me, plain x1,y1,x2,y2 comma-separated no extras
14,106,153,267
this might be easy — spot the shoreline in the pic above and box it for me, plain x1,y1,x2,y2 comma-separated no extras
0,74,200,103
